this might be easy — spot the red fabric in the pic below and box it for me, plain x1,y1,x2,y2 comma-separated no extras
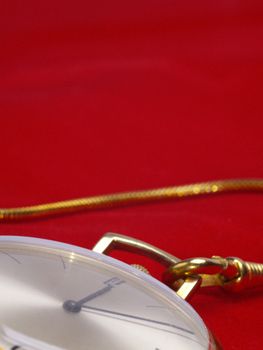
0,1,262,349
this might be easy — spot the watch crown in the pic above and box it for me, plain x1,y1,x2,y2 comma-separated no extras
131,264,150,275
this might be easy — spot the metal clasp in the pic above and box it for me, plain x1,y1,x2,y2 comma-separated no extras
93,233,263,300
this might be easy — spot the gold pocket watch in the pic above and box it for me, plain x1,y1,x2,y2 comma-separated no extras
0,179,262,350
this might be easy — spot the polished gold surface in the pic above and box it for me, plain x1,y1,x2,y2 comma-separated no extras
164,256,263,293
94,233,263,300
222,257,263,291
93,233,201,299
93,232,181,265
0,178,263,220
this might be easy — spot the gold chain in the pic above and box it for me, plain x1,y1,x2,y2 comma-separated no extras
0,178,262,221
1,178,263,291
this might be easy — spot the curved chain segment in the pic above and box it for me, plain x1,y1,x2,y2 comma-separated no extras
0,178,263,220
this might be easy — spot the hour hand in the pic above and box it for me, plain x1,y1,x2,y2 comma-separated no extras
63,277,124,313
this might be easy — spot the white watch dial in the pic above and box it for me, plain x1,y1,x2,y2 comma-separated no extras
0,236,212,350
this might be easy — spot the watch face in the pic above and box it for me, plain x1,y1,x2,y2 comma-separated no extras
0,236,214,350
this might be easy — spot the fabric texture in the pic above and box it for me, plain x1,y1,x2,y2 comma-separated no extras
0,1,262,349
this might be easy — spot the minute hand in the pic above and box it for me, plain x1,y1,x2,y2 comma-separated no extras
63,284,113,313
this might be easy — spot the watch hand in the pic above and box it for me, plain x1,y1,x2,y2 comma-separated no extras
63,278,124,313
81,305,194,335
63,284,113,313
81,305,204,346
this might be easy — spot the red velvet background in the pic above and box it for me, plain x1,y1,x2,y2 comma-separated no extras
0,1,263,349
